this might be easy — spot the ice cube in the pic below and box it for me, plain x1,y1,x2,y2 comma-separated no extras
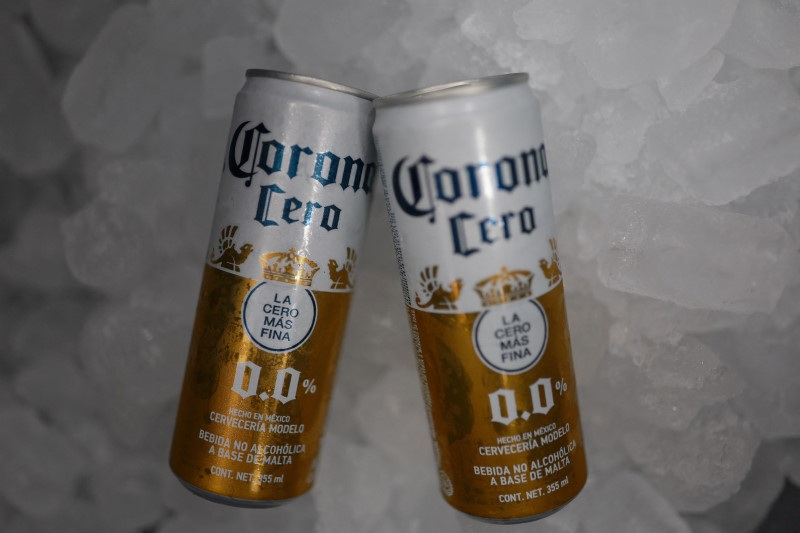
600,292,747,341
62,5,175,152
581,471,691,533
545,125,596,215
719,0,800,69
581,86,663,164
657,49,725,111
12,354,95,428
643,68,800,205
354,366,432,463
416,27,503,88
624,405,760,512
514,0,582,45
460,6,564,92
708,318,800,439
79,302,188,407
728,170,800,239
604,329,745,430
10,297,90,365
563,290,611,385
704,442,786,533
61,197,159,292
0,407,87,517
202,36,289,119
0,15,75,174
88,458,167,532
0,203,78,291
314,434,394,532
274,0,407,78
572,0,737,89
597,196,799,314
150,0,272,63
29,0,116,55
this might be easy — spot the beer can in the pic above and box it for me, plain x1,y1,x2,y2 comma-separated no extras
170,69,376,506
373,73,587,522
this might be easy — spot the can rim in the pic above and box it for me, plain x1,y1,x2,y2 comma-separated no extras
373,73,529,109
246,69,377,101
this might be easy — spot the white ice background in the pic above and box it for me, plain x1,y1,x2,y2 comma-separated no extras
1,0,800,532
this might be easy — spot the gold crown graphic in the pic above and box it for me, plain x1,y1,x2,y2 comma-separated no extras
259,248,319,286
474,267,533,307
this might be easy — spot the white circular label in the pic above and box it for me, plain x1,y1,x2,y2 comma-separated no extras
472,298,548,375
242,281,317,353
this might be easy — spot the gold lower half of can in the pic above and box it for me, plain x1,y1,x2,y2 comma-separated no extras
170,265,351,503
409,283,588,521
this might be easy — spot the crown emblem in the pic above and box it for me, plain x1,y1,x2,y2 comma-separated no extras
473,267,533,307
259,248,319,286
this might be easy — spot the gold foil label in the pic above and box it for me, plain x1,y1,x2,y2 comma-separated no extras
409,282,587,520
170,265,351,501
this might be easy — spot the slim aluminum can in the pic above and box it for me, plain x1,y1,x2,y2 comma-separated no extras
170,70,376,506
373,73,587,522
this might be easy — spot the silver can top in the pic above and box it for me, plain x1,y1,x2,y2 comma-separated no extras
373,73,529,109
246,69,377,101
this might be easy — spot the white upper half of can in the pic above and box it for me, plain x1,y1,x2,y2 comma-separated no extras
206,71,376,293
374,75,561,314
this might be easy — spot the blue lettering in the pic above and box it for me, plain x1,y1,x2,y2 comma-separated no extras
321,205,341,231
449,212,479,257
392,155,435,221
313,151,340,186
257,139,284,175
435,168,461,203
495,157,518,192
303,201,322,226
255,184,284,227
281,197,302,224
480,216,497,244
227,121,269,186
